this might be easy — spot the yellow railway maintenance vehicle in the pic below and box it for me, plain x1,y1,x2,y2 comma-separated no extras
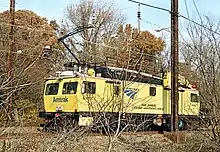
39,27,201,132
39,63,200,132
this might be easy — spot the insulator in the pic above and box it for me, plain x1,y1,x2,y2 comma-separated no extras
137,11,141,19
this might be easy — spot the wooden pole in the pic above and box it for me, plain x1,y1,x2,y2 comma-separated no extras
171,0,179,132
8,0,15,117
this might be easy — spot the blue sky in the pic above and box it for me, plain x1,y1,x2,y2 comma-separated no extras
0,0,220,35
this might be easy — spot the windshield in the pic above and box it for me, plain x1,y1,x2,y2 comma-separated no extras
45,83,59,95
62,82,78,94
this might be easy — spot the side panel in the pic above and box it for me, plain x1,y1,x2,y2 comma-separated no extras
77,77,111,112
75,77,200,116
161,89,200,116
77,77,164,115
123,82,164,114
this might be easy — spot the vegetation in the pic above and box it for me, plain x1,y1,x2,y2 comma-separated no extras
0,0,220,152
105,24,165,73
180,17,220,146
62,0,125,63
0,10,60,122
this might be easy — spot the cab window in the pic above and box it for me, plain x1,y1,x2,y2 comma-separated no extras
150,87,156,96
191,93,198,102
62,82,78,94
82,82,96,94
45,83,59,95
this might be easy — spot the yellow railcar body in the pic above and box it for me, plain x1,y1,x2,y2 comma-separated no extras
43,76,200,116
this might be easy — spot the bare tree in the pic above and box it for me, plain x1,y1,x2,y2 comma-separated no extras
62,0,125,63
180,16,220,145
0,10,61,124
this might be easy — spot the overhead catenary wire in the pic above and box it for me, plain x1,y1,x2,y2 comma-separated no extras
141,19,171,33
128,0,220,36
0,37,162,60
0,21,52,32
83,39,161,58
130,0,179,132
192,0,202,23
128,0,171,13
0,49,41,58
0,36,163,62
0,4,17,9
1,13,164,63
0,32,165,60
1,20,164,59
0,38,47,48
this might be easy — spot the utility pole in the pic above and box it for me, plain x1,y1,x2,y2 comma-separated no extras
137,3,141,31
8,0,15,116
171,0,179,132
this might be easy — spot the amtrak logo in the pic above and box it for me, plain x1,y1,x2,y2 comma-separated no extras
124,89,139,99
53,97,68,102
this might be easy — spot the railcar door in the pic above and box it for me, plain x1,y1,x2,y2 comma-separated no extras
104,80,121,112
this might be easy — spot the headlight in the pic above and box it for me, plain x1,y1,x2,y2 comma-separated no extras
56,105,63,112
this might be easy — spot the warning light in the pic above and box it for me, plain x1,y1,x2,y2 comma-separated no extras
192,84,197,89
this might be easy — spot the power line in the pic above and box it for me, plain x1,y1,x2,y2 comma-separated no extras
0,49,40,58
178,15,220,35
82,39,162,58
183,0,190,20
0,38,46,48
192,0,202,23
129,0,179,132
141,19,171,33
141,19,160,29
0,36,162,59
128,0,171,13
0,21,51,32
128,0,220,36
0,5,10,9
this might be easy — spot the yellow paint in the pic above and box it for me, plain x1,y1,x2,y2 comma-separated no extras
44,75,200,116
44,78,79,112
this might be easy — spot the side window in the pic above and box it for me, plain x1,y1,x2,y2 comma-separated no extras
82,82,96,94
62,82,78,94
45,83,59,95
113,86,120,96
150,87,156,96
191,93,198,102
